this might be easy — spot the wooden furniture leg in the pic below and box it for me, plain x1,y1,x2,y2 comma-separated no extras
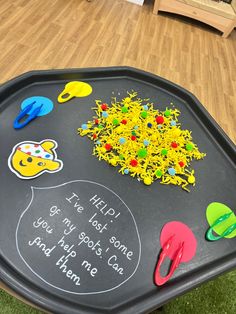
153,0,161,15
222,18,236,37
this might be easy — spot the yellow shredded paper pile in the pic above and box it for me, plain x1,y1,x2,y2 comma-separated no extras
78,92,206,191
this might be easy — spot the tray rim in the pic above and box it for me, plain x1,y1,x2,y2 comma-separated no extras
0,66,235,160
0,66,235,314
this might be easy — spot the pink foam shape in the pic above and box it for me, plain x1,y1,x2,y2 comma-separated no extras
160,221,197,262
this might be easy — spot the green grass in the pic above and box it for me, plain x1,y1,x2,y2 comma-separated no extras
0,270,235,314
0,289,41,314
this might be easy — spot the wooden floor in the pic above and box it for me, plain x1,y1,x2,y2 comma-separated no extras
0,0,235,144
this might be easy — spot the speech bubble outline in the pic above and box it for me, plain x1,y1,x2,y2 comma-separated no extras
15,180,142,295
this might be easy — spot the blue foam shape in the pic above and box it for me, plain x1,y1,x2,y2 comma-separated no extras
21,96,54,117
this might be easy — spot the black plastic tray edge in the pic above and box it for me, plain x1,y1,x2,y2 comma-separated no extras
120,252,236,314
0,66,235,314
0,258,102,314
1,251,235,314
0,66,235,160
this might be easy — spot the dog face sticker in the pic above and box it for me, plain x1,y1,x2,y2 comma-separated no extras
8,139,63,179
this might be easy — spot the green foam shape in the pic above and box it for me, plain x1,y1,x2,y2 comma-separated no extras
206,202,236,239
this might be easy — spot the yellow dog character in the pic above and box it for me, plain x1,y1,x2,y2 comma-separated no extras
8,139,63,179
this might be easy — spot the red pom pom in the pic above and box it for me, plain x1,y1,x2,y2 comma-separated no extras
121,119,127,125
94,119,99,125
105,144,112,151
101,103,108,111
131,135,136,141
130,159,138,167
179,161,185,167
93,134,97,139
156,116,164,124
171,142,178,148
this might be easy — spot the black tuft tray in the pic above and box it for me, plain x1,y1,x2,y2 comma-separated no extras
0,67,235,314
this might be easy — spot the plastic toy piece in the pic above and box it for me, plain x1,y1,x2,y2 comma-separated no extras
206,202,236,239
21,96,54,116
206,212,236,241
154,236,184,286
13,102,42,129
58,81,92,103
78,92,206,191
154,221,197,286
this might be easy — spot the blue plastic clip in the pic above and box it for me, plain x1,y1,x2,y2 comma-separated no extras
13,102,43,129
